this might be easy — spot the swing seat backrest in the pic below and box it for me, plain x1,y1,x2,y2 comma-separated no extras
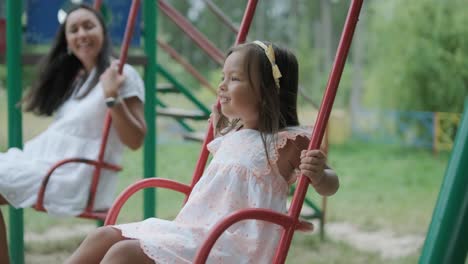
33,111,122,221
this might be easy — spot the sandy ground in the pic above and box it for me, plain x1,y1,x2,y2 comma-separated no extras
325,222,424,259
23,222,424,263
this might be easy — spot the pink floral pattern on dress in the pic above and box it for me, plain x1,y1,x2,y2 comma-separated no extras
115,126,311,263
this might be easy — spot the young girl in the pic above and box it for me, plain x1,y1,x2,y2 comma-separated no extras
66,41,339,264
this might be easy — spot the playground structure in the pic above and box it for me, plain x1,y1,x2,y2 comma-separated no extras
351,109,461,153
1,1,336,262
2,0,467,263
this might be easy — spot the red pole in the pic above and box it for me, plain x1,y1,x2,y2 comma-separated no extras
93,0,103,10
87,0,141,212
274,1,364,262
117,0,140,74
158,0,225,65
235,0,258,44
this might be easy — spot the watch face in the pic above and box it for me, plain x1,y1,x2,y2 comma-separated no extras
105,97,116,107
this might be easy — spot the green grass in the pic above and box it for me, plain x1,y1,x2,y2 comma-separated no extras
2,140,450,263
326,142,447,235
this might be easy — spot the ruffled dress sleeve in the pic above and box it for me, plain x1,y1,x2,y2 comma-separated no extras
273,126,313,185
276,126,312,152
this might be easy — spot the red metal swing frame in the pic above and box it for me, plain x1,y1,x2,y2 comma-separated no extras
104,0,364,263
33,0,141,221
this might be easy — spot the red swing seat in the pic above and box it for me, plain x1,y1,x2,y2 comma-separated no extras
33,112,121,221
104,0,363,263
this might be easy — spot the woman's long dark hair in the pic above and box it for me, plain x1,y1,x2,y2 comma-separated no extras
22,4,112,116
217,41,300,162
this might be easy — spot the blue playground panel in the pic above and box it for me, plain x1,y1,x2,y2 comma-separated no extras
352,109,434,148
25,0,141,46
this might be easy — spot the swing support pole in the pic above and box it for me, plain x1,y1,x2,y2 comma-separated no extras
275,1,364,262
6,0,24,263
143,0,158,219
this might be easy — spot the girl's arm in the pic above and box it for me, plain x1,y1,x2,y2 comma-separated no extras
277,136,339,196
100,61,147,150
299,150,339,196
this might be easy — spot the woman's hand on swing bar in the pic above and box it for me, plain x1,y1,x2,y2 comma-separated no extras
101,60,125,99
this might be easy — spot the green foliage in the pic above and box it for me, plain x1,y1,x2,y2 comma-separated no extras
366,0,468,112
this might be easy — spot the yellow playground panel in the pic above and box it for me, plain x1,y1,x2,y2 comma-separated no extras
434,112,461,153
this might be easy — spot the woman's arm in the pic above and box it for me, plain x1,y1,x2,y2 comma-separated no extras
107,97,146,150
100,61,147,150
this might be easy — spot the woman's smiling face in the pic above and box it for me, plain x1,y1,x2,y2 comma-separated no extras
65,8,104,72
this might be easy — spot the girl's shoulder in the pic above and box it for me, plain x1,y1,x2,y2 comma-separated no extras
276,126,312,148
275,126,312,183
207,128,258,155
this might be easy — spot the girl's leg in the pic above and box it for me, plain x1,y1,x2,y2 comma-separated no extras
0,207,10,264
66,226,126,264
0,195,10,264
101,240,153,264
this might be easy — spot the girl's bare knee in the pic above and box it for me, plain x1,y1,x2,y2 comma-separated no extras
66,227,124,264
102,240,152,264
90,226,123,242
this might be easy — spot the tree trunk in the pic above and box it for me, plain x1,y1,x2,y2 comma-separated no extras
350,6,366,121
290,0,299,48
257,1,266,40
320,0,333,74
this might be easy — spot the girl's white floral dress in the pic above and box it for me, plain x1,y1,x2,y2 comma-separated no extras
115,127,310,263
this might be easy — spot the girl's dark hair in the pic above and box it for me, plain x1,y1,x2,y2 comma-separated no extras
217,41,300,161
22,4,112,116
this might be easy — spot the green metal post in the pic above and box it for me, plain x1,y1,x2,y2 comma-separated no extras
419,98,468,264
6,1,24,263
143,0,157,219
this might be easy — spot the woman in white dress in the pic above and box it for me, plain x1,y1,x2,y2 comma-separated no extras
0,4,146,263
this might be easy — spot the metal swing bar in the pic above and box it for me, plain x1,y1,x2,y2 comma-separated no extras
193,0,364,263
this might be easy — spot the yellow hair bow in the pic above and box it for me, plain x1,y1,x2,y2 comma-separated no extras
253,40,282,89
